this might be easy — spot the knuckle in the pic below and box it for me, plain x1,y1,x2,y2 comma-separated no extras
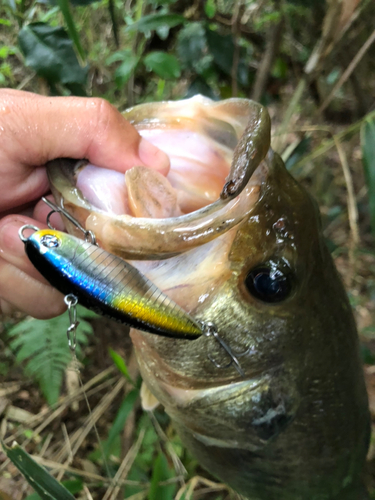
89,98,116,132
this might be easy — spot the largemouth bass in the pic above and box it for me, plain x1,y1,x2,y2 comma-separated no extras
45,96,370,499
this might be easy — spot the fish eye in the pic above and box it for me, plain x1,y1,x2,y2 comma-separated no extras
41,234,60,248
245,265,292,303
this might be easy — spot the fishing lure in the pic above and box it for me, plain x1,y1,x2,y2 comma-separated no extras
19,224,202,340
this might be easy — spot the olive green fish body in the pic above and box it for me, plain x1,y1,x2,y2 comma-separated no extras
45,96,370,499
130,152,370,499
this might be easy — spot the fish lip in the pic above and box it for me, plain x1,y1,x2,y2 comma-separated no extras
156,362,283,407
160,376,265,406
85,166,265,260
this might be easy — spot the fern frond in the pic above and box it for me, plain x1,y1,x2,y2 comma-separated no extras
6,306,96,406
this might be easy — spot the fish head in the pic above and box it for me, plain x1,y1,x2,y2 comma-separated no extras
47,96,369,499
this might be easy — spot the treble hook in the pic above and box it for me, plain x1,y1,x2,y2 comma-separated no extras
202,322,246,378
42,197,97,245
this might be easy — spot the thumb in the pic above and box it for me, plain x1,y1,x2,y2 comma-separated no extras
1,90,170,174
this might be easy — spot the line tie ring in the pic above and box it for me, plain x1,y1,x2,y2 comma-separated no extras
18,225,40,243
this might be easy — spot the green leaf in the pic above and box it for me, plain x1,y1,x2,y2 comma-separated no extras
185,77,218,100
55,0,85,60
60,479,84,494
18,22,88,87
124,465,148,497
114,52,139,87
272,57,288,80
156,25,170,41
148,452,176,500
69,0,100,4
104,388,139,457
361,344,375,365
0,45,18,58
25,480,83,500
143,51,181,79
109,348,134,383
177,22,208,73
125,13,185,33
361,326,375,339
0,18,12,26
132,414,159,470
206,29,249,87
106,50,128,65
284,136,311,170
7,306,94,406
206,29,234,75
4,0,16,11
108,0,119,47
361,117,375,236
1,441,75,500
204,0,216,18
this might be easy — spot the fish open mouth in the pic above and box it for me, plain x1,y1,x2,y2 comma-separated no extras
47,95,271,261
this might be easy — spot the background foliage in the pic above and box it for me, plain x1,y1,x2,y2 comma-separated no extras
1,0,375,499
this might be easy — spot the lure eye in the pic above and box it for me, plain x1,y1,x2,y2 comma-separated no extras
245,265,292,303
41,234,60,248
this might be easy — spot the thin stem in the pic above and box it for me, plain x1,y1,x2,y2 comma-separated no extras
231,0,241,97
333,135,360,247
318,28,375,114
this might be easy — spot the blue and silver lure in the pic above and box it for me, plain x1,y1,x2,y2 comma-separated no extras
19,222,202,340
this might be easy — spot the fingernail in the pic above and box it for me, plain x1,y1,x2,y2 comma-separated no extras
138,138,170,176
0,220,25,257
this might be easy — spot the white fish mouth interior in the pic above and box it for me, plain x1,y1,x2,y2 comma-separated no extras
75,121,236,219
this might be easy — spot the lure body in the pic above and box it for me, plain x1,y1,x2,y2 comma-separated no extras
24,229,201,340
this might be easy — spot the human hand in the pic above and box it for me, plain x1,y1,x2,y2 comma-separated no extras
0,89,170,318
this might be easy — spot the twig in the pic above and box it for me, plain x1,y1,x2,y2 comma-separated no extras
0,382,21,398
318,28,375,114
31,455,147,485
84,485,94,500
148,411,186,480
289,108,375,174
102,428,145,500
53,378,126,464
273,78,306,152
120,349,139,499
16,73,36,91
251,10,283,102
175,475,229,500
2,373,116,446
332,135,360,248
0,371,117,473
231,0,242,97
56,424,73,482
37,432,53,458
